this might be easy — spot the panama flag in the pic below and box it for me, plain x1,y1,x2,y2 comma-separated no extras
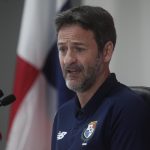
6,0,74,150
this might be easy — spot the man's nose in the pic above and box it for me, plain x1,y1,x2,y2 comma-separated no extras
64,49,77,65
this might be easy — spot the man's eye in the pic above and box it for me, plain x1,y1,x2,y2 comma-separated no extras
58,47,66,53
75,47,85,52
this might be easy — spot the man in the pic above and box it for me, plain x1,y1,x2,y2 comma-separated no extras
52,5,150,150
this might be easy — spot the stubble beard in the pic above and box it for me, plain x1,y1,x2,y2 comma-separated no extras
63,59,101,93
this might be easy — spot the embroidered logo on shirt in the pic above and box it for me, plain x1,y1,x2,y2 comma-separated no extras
81,121,98,146
57,131,67,140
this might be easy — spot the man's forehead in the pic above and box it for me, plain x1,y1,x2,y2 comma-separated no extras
57,25,95,40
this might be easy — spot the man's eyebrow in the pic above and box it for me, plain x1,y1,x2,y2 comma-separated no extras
57,41,86,46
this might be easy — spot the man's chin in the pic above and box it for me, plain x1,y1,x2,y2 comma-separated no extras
66,80,80,91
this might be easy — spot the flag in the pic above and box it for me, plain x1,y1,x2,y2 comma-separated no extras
6,0,75,149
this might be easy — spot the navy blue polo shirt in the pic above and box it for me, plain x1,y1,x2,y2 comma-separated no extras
51,73,150,150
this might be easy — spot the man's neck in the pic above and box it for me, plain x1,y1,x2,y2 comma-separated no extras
77,71,110,108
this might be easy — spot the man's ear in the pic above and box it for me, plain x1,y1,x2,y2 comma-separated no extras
103,41,114,63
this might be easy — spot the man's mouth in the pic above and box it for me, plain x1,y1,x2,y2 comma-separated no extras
67,69,78,73
64,64,83,78
65,68,81,79
66,69,79,75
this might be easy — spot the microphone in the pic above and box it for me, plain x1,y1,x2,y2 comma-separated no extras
0,92,16,141
0,89,4,98
0,94,16,107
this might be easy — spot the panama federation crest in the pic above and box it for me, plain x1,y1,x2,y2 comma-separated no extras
81,121,98,146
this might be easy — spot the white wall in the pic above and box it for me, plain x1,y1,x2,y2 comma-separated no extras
82,0,150,86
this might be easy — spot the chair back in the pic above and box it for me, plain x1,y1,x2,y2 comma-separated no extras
130,86,150,106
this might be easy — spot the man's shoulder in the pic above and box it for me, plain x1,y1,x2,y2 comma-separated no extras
109,83,149,120
107,83,148,117
111,83,144,103
105,84,150,150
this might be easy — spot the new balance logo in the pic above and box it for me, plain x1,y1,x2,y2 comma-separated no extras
57,131,67,140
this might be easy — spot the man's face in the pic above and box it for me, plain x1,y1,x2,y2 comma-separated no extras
57,25,104,92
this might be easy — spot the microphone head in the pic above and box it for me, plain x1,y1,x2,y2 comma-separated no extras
0,89,4,98
0,94,16,106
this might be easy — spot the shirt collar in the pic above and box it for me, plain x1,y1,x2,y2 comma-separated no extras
74,73,118,120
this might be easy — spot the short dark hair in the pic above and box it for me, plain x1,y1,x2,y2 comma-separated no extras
55,5,117,52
